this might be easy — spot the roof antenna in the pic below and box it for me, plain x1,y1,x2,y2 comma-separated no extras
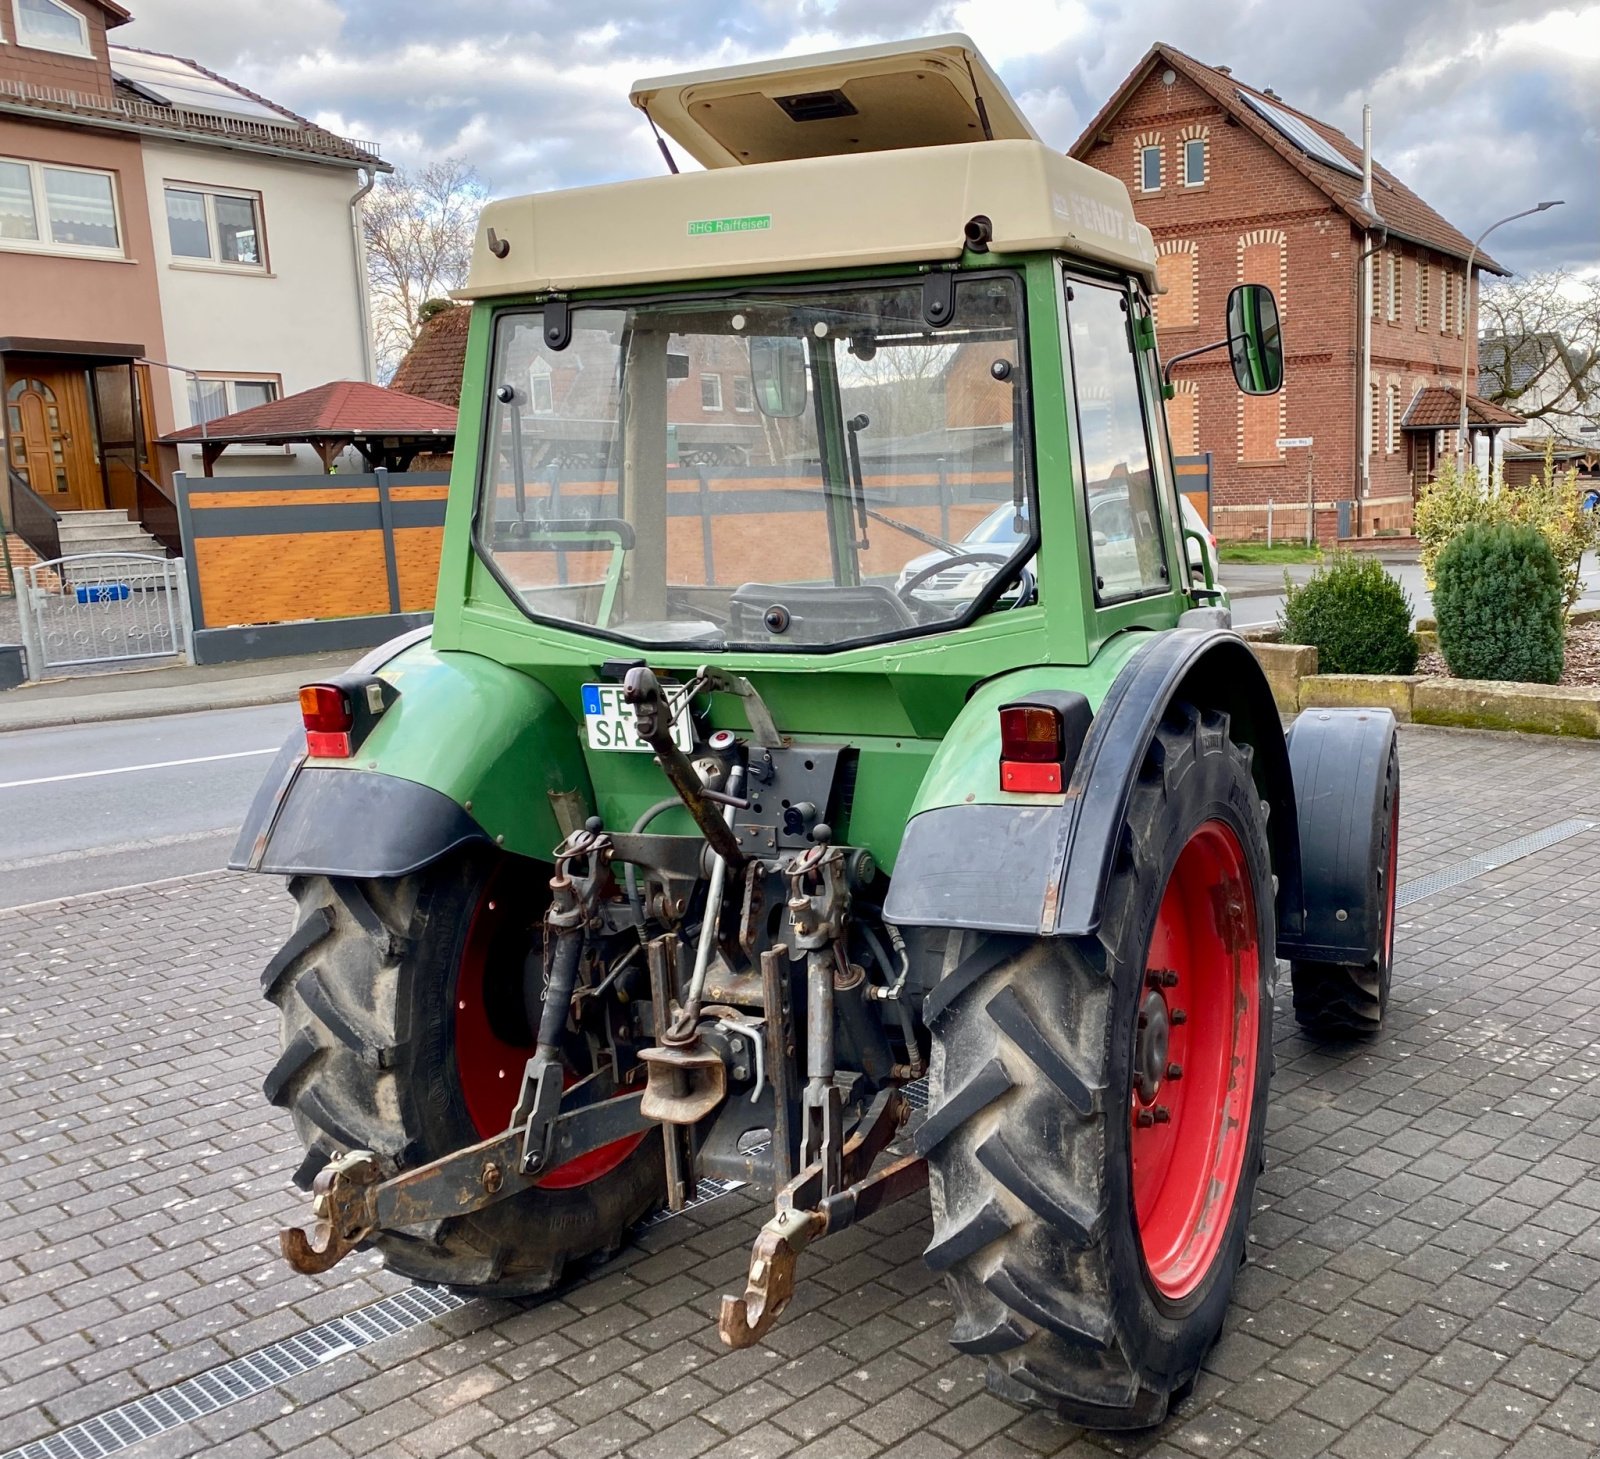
640,101,680,175
962,52,994,141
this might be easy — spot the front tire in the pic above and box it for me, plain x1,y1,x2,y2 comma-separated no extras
1291,738,1400,1037
916,704,1274,1427
261,855,663,1296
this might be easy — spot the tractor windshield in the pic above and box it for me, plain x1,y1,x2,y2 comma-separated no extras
474,273,1034,651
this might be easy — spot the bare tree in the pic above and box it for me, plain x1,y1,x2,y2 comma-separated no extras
1479,270,1599,435
363,159,489,379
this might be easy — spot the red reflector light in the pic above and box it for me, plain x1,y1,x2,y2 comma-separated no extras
1001,759,1063,793
999,705,1063,763
305,729,354,758
299,683,352,734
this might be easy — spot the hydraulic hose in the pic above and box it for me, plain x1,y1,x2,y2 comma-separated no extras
535,922,584,1056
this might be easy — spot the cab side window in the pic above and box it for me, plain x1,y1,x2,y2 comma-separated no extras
1064,279,1169,602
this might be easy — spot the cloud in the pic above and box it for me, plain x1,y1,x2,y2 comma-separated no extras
116,0,1598,275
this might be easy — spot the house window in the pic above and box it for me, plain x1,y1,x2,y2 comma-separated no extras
527,358,553,413
1385,254,1399,322
13,0,90,56
0,156,120,255
1441,270,1456,334
1139,145,1162,192
700,373,722,411
732,375,754,413
164,186,264,267
1387,383,1400,452
186,376,279,426
1182,138,1206,186
1415,262,1429,330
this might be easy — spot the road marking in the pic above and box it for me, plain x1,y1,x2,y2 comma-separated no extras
0,747,279,790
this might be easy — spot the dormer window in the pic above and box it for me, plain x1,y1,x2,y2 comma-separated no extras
14,0,92,57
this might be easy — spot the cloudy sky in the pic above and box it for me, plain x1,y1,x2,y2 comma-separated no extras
117,0,1598,278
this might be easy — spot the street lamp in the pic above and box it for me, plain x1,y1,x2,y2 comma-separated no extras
1457,200,1563,472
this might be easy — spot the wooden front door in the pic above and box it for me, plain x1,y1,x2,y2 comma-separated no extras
5,369,104,512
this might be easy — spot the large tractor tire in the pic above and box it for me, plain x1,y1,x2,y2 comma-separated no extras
917,704,1275,1427
261,854,663,1296
1290,738,1400,1037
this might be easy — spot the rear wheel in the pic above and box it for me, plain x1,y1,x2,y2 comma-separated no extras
1290,739,1400,1037
916,704,1274,1427
261,854,663,1295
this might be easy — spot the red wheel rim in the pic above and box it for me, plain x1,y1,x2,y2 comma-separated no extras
455,884,647,1189
1131,819,1261,1301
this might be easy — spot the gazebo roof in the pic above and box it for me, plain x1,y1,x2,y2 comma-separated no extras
163,380,457,445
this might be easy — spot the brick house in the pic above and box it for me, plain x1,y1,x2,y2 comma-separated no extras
1071,44,1519,541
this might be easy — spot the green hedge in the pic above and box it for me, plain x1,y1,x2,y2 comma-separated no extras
1279,553,1418,675
1433,521,1565,684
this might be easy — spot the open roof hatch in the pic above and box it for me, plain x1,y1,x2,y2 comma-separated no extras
630,33,1038,170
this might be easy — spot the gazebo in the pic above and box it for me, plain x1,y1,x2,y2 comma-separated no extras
162,380,457,475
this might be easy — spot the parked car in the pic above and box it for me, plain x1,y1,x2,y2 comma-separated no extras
895,493,1222,604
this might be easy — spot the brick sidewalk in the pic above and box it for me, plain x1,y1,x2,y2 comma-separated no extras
4,725,1600,1458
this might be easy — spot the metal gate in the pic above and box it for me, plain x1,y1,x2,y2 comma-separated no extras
13,553,191,677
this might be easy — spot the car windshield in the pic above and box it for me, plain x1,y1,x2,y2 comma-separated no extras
475,275,1033,650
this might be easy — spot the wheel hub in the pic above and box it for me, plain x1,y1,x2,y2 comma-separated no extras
1133,989,1170,1102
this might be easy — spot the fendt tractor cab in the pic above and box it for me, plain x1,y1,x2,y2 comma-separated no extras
236,36,1400,1427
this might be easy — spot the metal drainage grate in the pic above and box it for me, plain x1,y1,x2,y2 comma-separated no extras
636,1174,748,1227
1397,818,1596,909
1,1284,467,1459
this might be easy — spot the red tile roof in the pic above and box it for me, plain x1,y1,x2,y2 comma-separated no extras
1401,387,1525,430
390,306,472,408
1070,44,1508,275
162,380,458,443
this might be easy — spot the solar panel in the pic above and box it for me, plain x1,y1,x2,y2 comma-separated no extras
110,47,292,125
1236,90,1361,179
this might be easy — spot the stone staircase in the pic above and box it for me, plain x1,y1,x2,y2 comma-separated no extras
57,509,166,560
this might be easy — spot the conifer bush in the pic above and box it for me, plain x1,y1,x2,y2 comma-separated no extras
1433,522,1565,684
1278,553,1418,675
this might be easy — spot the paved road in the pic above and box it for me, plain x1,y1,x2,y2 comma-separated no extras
0,702,296,908
4,725,1600,1459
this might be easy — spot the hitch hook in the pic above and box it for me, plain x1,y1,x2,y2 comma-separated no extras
279,1150,382,1275
717,1206,824,1348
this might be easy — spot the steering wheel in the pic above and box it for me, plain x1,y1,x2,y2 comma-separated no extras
895,550,1016,602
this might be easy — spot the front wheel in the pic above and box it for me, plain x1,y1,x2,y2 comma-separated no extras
916,704,1274,1427
260,854,663,1295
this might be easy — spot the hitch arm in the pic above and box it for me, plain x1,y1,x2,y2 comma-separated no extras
280,1088,653,1276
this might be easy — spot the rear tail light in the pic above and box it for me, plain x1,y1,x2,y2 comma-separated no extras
999,704,1065,792
300,683,354,758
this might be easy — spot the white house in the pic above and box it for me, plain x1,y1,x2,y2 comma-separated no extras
118,43,386,476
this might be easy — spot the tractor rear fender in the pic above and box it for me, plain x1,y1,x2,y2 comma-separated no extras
884,628,1306,944
230,633,594,878
1277,706,1399,965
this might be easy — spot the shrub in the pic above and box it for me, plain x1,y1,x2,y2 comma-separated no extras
1278,552,1418,675
1416,449,1600,613
1433,521,1565,684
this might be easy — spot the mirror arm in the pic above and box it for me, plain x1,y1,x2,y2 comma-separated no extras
1162,337,1230,386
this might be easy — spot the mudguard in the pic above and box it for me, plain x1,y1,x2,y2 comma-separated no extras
229,631,595,878
1277,706,1399,965
885,628,1306,943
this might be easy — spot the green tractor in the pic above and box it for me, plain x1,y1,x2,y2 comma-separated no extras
237,35,1400,1428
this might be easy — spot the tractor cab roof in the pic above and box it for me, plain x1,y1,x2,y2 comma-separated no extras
628,33,1037,169
457,35,1155,301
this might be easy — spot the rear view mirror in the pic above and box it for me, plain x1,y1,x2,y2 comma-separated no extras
749,336,808,418
1226,284,1283,395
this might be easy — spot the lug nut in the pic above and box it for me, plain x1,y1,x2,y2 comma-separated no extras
1161,971,1179,988
1136,1109,1154,1128
1171,1009,1187,1025
1137,1013,1148,1030
1154,1106,1171,1124
1167,1063,1183,1080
